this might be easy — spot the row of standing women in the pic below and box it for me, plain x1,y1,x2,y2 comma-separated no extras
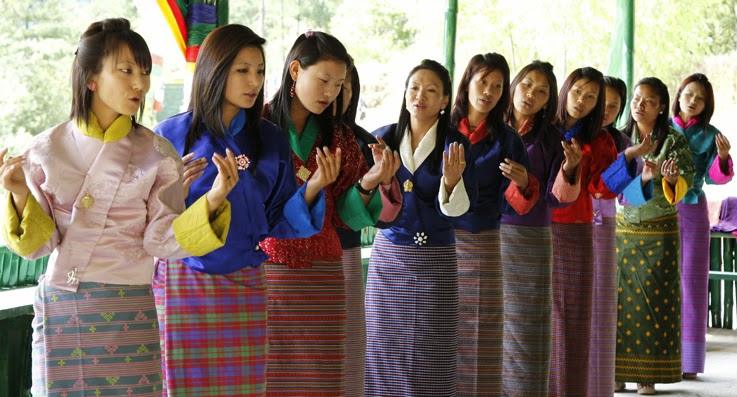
0,18,733,397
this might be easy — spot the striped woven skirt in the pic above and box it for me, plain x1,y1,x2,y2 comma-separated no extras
365,231,459,396
614,213,682,384
501,224,552,397
677,195,709,375
455,229,502,396
264,259,346,397
31,278,162,397
588,217,618,396
549,222,594,396
341,246,366,397
152,259,267,396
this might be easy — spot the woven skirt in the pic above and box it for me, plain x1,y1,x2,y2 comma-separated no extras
455,229,502,396
264,259,346,397
677,195,710,374
614,213,682,384
152,259,267,396
31,278,162,397
588,217,618,396
365,231,459,396
341,246,366,397
501,224,552,397
549,222,594,396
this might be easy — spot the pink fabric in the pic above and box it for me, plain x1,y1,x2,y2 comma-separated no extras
708,154,734,184
551,164,581,204
378,177,403,223
672,115,701,130
21,121,188,291
504,173,540,215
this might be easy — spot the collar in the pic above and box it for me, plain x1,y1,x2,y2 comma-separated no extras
515,117,535,136
673,115,700,130
226,109,247,136
76,113,132,143
458,117,488,145
400,119,439,174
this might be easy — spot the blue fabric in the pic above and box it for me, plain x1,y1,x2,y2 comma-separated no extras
563,119,584,143
454,124,529,232
373,124,477,247
226,109,247,136
154,111,325,274
603,153,638,195
622,175,653,207
669,118,722,204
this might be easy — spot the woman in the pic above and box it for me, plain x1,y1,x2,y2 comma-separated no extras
605,77,695,395
366,59,476,396
549,67,618,396
336,63,402,397
587,76,637,396
0,18,234,396
153,25,337,396
501,60,581,397
670,73,732,380
449,53,539,396
261,31,397,396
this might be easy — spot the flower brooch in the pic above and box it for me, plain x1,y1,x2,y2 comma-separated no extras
235,154,251,170
414,232,428,246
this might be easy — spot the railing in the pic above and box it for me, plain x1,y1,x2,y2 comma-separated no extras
709,232,737,329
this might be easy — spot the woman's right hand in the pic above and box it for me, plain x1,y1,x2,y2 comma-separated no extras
561,138,582,178
0,148,30,214
181,152,207,199
304,146,341,206
625,133,658,163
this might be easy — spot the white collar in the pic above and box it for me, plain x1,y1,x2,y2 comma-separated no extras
399,119,439,174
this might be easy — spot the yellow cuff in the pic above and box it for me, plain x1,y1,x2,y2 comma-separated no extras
661,176,688,205
172,195,231,256
2,194,55,256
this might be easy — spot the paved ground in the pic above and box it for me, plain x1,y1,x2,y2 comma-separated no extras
612,328,737,397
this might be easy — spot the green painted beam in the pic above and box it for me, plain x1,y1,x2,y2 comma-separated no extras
443,0,457,84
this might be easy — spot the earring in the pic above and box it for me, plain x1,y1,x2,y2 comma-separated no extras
290,80,296,98
440,109,445,115
659,111,663,114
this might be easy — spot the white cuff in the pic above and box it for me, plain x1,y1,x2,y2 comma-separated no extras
438,176,470,217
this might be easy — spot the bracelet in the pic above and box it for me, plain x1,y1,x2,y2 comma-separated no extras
355,177,376,195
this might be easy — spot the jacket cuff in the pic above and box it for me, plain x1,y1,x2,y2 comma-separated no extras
284,183,325,238
173,195,231,256
505,174,540,215
2,194,54,257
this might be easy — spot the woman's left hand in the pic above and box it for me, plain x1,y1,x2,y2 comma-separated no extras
368,136,401,185
206,148,239,214
442,141,466,193
661,158,680,186
499,158,529,192
716,133,731,160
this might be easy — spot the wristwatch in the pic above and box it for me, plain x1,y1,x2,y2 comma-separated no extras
355,177,376,195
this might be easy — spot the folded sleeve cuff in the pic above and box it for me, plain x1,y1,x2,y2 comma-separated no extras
439,177,470,217
505,174,540,215
284,183,325,238
623,175,652,207
338,186,382,231
708,154,734,184
603,154,637,194
172,195,231,257
378,177,402,223
662,176,688,205
2,194,54,257
552,165,581,203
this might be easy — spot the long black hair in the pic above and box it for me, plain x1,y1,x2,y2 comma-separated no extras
451,53,510,143
603,76,628,152
185,24,266,163
505,60,558,145
71,18,151,127
382,59,453,173
268,31,352,148
626,77,670,156
554,67,605,145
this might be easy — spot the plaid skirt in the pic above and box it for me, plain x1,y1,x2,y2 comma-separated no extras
153,259,267,396
365,231,459,396
501,224,552,397
455,229,502,396
31,278,162,397
550,222,594,396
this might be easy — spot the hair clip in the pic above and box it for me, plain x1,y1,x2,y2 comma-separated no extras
305,29,314,38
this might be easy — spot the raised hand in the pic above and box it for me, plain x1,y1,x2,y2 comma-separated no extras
716,133,731,160
442,141,466,193
499,158,529,192
181,152,207,199
625,133,658,163
368,136,401,186
0,148,30,215
641,159,659,185
309,146,342,189
561,138,582,178
661,158,680,186
206,148,239,215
